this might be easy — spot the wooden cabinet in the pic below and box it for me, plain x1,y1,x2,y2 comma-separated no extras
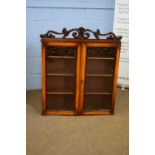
40,27,122,115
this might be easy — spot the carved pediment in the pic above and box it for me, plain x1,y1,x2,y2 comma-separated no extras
40,27,122,40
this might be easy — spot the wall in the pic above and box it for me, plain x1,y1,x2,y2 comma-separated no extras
113,0,129,88
26,0,115,90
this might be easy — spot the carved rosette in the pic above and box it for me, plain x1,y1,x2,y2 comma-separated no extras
40,27,122,40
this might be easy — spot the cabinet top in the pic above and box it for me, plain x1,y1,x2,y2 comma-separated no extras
40,27,122,41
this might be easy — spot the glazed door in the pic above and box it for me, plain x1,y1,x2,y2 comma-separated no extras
42,42,81,115
79,43,120,115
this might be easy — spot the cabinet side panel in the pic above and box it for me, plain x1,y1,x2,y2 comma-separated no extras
42,43,46,114
111,44,121,113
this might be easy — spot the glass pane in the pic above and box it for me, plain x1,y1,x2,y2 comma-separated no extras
46,46,76,74
46,46,77,112
83,46,116,112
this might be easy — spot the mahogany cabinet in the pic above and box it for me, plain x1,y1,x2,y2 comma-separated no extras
40,27,122,115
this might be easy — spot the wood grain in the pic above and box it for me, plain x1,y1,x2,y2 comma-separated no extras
78,43,87,115
42,43,46,115
46,110,75,116
47,56,75,59
74,44,81,115
111,44,121,114
46,73,75,76
85,92,112,95
86,73,113,77
47,92,74,95
87,42,119,47
42,38,121,44
83,110,111,115
43,42,78,47
41,35,121,116
87,57,114,60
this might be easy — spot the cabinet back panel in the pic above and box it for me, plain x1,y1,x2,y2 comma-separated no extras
46,94,75,111
84,95,111,111
46,76,75,92
86,59,115,74
85,76,113,92
46,59,76,74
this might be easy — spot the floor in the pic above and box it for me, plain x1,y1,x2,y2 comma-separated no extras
26,88,129,155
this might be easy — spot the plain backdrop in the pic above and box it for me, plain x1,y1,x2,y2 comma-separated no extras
26,0,115,90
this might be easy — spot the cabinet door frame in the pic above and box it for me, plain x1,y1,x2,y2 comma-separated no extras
41,40,121,115
42,41,81,115
79,42,121,115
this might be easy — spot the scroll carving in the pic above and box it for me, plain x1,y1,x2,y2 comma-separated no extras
87,47,116,57
46,46,76,57
40,27,122,40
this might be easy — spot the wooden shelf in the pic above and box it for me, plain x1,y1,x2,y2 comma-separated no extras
47,56,75,59
87,57,114,60
47,92,74,95
85,92,112,95
86,73,113,77
45,110,75,116
47,92,111,95
47,73,112,77
83,110,111,115
47,73,75,76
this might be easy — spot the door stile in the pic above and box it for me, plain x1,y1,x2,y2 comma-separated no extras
79,43,87,115
75,43,81,115
111,44,121,114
